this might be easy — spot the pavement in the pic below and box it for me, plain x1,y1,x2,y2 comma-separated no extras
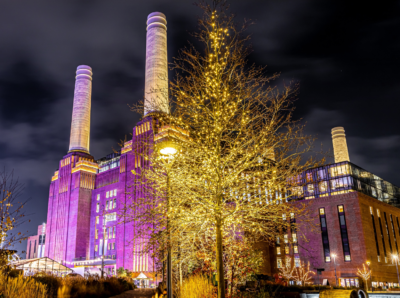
110,288,156,298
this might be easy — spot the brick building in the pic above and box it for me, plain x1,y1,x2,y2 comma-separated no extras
269,128,400,288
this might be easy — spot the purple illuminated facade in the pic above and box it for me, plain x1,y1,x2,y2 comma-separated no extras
43,12,167,280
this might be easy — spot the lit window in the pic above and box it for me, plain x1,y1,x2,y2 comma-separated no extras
307,184,314,193
105,212,117,223
292,234,297,243
294,257,300,267
113,226,116,238
277,247,281,255
377,255,381,262
290,213,295,219
114,189,117,196
276,237,280,244
338,205,344,213
319,208,325,215
97,194,100,201
109,227,112,239
370,206,373,215
319,181,328,192
109,200,113,210
294,246,298,254
325,256,331,262
345,255,351,261
282,214,286,221
95,245,98,252
113,199,116,209
96,216,99,224
96,203,100,213
277,258,282,268
285,246,290,254
284,235,288,243
106,191,109,198
105,200,109,211
95,229,98,239
306,173,313,182
112,242,115,249
377,209,380,217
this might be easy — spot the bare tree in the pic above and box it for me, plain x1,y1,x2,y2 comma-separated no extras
0,169,30,265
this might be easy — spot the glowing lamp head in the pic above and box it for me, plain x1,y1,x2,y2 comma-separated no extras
366,261,371,265
160,147,177,155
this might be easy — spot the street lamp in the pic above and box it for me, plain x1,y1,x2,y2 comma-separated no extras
332,254,338,287
366,261,372,291
392,254,400,287
157,140,178,298
101,214,106,279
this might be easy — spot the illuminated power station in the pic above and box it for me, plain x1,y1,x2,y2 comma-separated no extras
41,12,170,280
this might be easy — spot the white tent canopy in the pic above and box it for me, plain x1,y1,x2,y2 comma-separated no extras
11,257,73,275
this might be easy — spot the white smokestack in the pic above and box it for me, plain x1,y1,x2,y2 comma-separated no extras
68,65,92,153
331,127,350,163
144,12,169,115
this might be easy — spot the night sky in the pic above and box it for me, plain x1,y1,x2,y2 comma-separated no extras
1,0,399,255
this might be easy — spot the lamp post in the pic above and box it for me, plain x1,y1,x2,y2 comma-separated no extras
366,261,372,291
101,215,106,278
332,254,338,287
393,255,400,287
158,142,178,298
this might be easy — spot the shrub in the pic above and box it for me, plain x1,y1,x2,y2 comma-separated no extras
0,273,47,298
179,274,216,298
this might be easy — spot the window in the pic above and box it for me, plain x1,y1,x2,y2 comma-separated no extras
294,245,298,254
276,237,280,244
96,203,100,213
109,200,113,210
294,257,300,267
317,169,326,180
96,216,99,224
113,226,116,238
319,181,328,192
105,212,117,223
277,258,282,268
377,209,387,259
390,215,398,255
319,207,331,262
337,205,351,261
97,194,100,201
282,214,286,221
290,213,295,219
307,184,314,194
285,246,290,254
95,245,98,252
277,247,281,255
292,233,297,243
113,199,116,209
284,235,288,243
370,207,381,260
112,242,115,250
106,191,109,198
109,227,112,239
384,212,393,254
306,173,313,182
95,229,98,239
106,200,109,210
114,189,117,196
330,164,349,177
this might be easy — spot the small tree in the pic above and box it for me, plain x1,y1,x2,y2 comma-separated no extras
293,260,315,286
357,263,371,291
0,169,30,266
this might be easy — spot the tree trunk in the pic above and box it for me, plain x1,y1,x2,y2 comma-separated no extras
230,264,235,297
179,262,182,287
216,220,226,298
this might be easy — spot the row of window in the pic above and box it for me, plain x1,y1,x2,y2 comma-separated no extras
95,226,116,240
370,207,400,263
96,189,117,201
95,242,116,252
277,256,301,269
136,122,151,136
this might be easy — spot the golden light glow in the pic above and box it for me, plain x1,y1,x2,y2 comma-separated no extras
160,147,177,155
71,160,99,174
51,171,59,181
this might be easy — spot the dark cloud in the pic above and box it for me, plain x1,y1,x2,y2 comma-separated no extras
0,0,399,254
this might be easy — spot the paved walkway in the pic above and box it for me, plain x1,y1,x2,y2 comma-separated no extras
110,288,156,298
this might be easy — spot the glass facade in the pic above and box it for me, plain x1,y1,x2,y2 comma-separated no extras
288,161,400,207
